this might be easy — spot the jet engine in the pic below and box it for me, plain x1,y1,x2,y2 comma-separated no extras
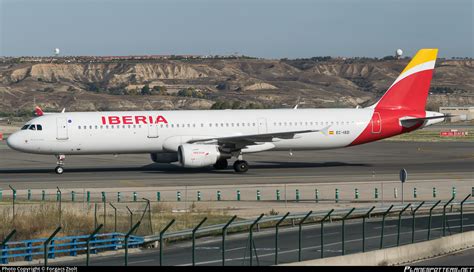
150,152,179,163
177,144,223,168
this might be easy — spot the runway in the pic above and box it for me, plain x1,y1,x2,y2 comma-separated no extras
0,141,472,189
52,213,474,266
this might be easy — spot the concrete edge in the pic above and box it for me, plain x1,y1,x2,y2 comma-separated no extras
280,231,474,266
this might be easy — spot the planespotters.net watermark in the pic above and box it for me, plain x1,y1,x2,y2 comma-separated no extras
405,267,474,272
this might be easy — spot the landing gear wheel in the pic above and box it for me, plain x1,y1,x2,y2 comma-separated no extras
233,160,249,173
55,166,64,174
213,159,228,170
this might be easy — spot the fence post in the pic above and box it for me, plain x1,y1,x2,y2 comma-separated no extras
315,189,319,203
413,188,417,199
94,203,98,229
397,203,411,246
159,219,175,266
394,188,398,199
1,230,16,264
124,221,141,266
86,224,103,266
248,213,264,266
362,206,375,252
222,215,237,266
71,191,75,202
27,189,31,201
156,192,160,202
443,197,455,237
8,185,15,222
320,209,334,259
87,191,90,203
109,203,117,232
41,189,46,201
274,212,290,265
411,202,424,243
276,189,280,201
56,187,62,226
0,188,2,201
460,194,471,233
126,206,133,230
298,211,312,261
192,217,207,266
342,208,355,255
237,190,241,201
43,227,61,268
296,189,300,202
380,205,394,249
335,189,339,203
427,200,441,240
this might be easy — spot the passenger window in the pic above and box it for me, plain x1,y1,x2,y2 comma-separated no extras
29,125,36,130
78,126,81,130
37,124,43,131
95,125,98,129
90,125,93,129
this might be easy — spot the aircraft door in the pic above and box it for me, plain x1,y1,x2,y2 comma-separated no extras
147,124,159,138
371,112,382,134
257,118,267,134
56,117,69,140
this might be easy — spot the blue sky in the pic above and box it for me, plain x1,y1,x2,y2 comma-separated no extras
1,0,472,58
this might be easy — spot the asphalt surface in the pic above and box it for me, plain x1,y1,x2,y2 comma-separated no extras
0,141,473,189
52,213,474,266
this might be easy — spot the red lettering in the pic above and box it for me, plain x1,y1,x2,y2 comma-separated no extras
122,116,133,125
135,116,147,124
108,116,120,125
101,116,106,125
156,115,168,124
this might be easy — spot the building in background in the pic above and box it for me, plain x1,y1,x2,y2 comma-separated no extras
439,106,473,122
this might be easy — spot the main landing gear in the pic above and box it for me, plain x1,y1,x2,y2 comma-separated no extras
55,154,65,174
233,160,249,173
213,159,228,170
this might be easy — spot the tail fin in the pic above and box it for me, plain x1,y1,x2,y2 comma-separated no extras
370,48,438,112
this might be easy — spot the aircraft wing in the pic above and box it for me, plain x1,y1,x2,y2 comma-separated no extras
187,128,325,148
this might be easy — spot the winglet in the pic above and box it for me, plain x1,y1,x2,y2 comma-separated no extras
34,106,44,116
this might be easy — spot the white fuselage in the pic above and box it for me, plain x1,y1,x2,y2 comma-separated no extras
7,108,376,155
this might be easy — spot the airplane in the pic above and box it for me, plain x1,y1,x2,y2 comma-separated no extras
6,49,448,174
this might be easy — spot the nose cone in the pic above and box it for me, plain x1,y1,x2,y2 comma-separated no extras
6,133,23,151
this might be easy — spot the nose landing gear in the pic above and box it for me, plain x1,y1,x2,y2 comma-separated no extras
55,154,65,174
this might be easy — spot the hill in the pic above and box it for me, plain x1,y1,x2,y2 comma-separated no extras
0,57,472,116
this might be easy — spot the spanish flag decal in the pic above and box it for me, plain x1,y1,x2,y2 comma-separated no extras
329,131,334,135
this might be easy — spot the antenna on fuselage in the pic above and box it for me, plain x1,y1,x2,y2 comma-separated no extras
61,108,66,113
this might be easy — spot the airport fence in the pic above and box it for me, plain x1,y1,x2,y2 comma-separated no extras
1,195,472,266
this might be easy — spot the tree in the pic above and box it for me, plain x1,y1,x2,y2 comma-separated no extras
152,85,168,95
231,101,241,109
141,84,151,95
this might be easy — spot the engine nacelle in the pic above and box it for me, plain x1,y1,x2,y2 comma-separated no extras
150,152,178,163
177,144,221,168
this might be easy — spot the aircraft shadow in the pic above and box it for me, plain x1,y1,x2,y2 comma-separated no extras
0,161,371,175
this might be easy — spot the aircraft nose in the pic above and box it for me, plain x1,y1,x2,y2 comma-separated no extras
6,133,22,151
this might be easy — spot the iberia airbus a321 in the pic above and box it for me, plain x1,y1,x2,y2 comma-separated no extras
6,49,447,174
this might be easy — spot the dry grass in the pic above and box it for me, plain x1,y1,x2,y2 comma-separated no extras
0,201,234,242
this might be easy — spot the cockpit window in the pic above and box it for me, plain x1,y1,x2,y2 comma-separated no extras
21,124,43,131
